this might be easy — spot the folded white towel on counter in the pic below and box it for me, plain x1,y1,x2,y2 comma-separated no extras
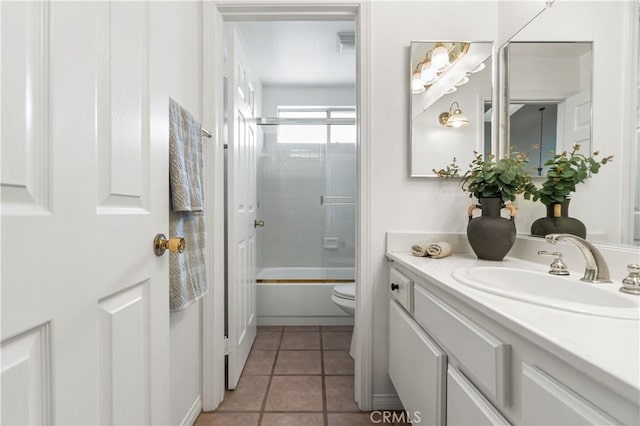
411,241,453,259
426,241,452,259
411,242,434,257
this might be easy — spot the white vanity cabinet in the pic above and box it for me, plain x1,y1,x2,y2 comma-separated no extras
388,299,446,425
447,366,511,426
388,264,508,426
387,261,637,425
520,364,619,425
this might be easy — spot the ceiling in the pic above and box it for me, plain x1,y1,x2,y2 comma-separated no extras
235,21,356,86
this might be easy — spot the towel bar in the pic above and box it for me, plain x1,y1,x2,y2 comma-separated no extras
201,128,212,138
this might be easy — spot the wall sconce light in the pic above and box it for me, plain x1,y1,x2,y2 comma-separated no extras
439,101,469,128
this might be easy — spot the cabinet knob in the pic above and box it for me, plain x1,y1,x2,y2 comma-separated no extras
391,283,399,291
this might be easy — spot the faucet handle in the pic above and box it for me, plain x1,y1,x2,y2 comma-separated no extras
620,264,640,295
538,250,570,276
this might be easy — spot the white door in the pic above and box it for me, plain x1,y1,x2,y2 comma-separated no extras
561,91,591,152
226,24,258,389
1,2,172,424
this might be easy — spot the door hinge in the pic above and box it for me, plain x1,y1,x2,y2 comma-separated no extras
224,336,230,356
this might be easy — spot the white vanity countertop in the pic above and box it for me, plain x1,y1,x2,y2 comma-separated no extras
385,251,640,401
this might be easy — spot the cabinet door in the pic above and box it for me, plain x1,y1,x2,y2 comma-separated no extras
522,364,619,425
447,366,511,426
389,300,446,425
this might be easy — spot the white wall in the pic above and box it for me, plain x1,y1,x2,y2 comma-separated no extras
150,3,204,425
369,0,498,400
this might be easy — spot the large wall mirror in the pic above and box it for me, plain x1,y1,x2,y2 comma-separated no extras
500,1,638,246
410,41,492,177
506,42,593,176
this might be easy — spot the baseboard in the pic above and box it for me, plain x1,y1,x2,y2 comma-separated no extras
372,393,403,410
257,316,354,326
181,395,202,426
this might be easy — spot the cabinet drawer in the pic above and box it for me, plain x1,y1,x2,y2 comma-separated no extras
389,300,446,425
413,284,510,405
447,366,511,426
521,364,619,425
389,267,412,313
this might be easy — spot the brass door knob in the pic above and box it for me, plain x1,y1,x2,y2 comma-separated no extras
254,220,265,228
154,234,186,256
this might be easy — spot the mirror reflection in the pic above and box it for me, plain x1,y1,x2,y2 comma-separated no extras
410,41,493,177
507,42,593,176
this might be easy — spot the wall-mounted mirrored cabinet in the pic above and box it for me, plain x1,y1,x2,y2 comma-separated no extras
506,42,592,176
409,41,492,177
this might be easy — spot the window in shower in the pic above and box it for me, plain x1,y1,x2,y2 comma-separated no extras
276,106,356,144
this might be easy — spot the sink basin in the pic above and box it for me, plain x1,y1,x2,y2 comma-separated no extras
452,266,640,320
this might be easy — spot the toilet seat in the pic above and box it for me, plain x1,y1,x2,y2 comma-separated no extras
332,283,356,301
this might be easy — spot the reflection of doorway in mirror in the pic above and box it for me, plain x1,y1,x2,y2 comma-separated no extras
508,42,593,162
509,103,558,176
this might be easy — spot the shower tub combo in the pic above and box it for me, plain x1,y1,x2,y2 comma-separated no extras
256,267,355,326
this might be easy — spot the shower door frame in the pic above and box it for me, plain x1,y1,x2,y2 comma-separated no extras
201,0,374,412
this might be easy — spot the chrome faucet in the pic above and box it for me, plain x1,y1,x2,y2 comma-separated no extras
545,234,612,283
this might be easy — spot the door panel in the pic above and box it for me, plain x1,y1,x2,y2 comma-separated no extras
227,24,258,389
561,91,591,153
1,2,171,424
98,282,150,426
0,324,51,425
0,1,50,215
96,2,150,212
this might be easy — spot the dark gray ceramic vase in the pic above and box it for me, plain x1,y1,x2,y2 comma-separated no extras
530,198,586,239
467,197,516,261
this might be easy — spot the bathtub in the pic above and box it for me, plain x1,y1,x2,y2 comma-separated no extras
256,267,356,326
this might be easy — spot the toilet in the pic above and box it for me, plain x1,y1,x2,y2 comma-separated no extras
331,283,357,358
331,283,356,315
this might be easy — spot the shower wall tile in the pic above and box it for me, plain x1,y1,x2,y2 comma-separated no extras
257,87,356,270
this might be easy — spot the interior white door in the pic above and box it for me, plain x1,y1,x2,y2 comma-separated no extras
226,24,258,389
1,2,171,424
561,90,591,152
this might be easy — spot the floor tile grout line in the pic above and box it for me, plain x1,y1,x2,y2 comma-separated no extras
320,330,329,426
209,328,356,425
256,327,284,425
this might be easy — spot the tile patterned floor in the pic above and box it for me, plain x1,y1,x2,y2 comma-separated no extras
196,326,409,426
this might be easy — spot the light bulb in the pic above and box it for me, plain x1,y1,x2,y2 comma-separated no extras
420,60,437,84
411,71,425,93
446,107,469,128
455,76,469,86
470,62,486,74
431,43,450,70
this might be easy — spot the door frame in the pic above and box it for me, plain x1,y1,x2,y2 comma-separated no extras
201,0,373,411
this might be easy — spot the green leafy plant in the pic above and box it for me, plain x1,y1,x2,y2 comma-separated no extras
531,144,613,205
432,157,460,178
461,152,536,203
